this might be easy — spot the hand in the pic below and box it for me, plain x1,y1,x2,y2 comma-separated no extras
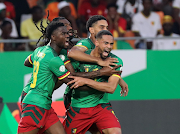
119,79,129,97
100,65,122,76
67,76,87,89
97,57,119,68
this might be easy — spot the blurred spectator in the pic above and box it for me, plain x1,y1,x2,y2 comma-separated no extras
0,0,15,20
45,0,77,21
106,3,127,49
20,6,48,51
26,0,38,8
153,15,180,50
58,1,79,34
0,20,24,51
172,0,180,34
163,0,173,16
0,3,18,38
132,0,161,49
78,0,107,37
116,0,143,30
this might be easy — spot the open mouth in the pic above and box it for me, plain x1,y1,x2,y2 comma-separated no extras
65,40,69,46
103,50,110,57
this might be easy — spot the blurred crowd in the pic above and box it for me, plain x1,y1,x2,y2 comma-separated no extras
0,0,180,51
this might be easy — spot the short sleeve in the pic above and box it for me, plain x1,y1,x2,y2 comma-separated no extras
156,15,162,31
173,0,180,9
59,49,70,65
110,53,123,79
49,57,70,80
131,15,140,32
76,39,92,50
21,20,28,37
116,0,125,14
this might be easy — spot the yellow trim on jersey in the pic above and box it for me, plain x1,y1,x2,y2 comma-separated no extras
173,7,180,9
112,74,121,79
58,71,70,80
64,60,70,65
76,45,88,49
29,55,33,64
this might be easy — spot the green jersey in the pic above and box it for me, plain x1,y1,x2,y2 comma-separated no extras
76,38,95,50
71,49,123,108
23,46,70,110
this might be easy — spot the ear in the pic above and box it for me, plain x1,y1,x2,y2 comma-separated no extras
95,39,99,47
51,34,55,41
89,27,94,34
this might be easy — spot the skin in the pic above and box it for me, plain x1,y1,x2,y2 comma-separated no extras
163,22,173,36
107,6,124,37
20,26,71,134
134,0,160,49
67,34,122,134
68,19,129,96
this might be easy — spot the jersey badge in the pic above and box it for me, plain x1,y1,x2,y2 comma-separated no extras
59,65,65,72
151,21,155,25
72,128,77,134
59,55,65,61
37,51,45,58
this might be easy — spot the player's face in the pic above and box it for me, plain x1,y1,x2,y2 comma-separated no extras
58,19,72,32
53,26,69,49
97,35,114,59
93,20,108,36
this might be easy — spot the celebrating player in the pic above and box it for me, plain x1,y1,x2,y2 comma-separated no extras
18,21,72,134
64,30,122,134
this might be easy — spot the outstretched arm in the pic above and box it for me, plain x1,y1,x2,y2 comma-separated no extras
68,46,118,67
65,62,122,79
67,75,120,94
24,55,33,68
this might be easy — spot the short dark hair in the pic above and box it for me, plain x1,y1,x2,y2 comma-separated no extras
0,20,11,28
86,15,107,32
96,30,113,39
52,17,66,22
107,3,118,10
31,6,42,14
46,21,64,39
142,0,152,3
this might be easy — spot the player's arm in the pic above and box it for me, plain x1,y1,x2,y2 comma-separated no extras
24,55,33,68
67,75,120,94
119,78,129,97
68,45,118,67
65,61,122,79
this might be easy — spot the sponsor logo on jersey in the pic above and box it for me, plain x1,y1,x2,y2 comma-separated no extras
59,65,65,72
59,55,65,61
72,128,77,134
37,51,45,58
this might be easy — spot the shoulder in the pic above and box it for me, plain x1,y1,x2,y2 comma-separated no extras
172,33,180,37
157,34,163,37
133,12,141,19
21,18,31,24
109,53,123,64
77,38,89,44
151,12,159,18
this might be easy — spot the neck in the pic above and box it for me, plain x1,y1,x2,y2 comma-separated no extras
142,10,150,17
33,18,40,23
91,48,100,58
50,42,62,54
89,34,96,44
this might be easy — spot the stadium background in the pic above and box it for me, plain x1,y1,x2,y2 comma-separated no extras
0,49,180,134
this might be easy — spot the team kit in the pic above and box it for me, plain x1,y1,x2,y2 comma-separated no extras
17,15,129,134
